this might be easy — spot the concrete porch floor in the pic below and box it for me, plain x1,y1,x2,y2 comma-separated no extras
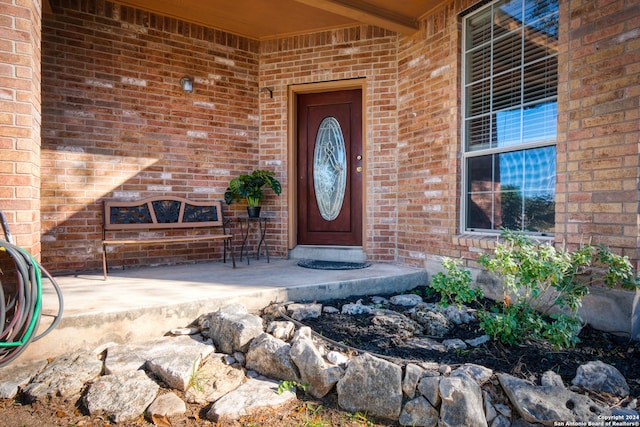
21,258,427,363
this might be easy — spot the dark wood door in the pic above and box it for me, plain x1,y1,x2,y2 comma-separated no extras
297,89,362,246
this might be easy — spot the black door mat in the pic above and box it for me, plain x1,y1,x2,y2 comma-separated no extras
297,259,371,270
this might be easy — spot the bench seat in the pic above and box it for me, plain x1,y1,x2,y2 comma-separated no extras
102,196,235,279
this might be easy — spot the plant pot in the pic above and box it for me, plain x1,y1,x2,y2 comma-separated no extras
247,206,261,218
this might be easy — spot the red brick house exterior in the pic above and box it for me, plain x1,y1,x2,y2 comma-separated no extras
1,0,638,334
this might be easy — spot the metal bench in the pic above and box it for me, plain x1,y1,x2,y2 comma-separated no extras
102,196,235,279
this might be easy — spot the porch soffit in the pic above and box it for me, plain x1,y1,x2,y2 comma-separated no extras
46,0,447,39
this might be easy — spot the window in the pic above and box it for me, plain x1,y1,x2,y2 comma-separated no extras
462,0,558,233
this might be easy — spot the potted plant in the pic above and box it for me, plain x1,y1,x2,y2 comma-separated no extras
224,169,282,218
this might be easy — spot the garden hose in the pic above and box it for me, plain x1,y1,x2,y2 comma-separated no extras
0,211,64,368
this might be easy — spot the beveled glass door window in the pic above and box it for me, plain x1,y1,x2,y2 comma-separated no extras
313,117,347,221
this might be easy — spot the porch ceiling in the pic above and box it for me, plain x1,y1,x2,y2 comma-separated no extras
103,0,445,39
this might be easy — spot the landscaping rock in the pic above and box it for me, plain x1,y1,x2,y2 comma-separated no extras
336,353,403,421
417,375,441,408
439,371,487,427
84,370,159,423
572,360,630,398
287,303,322,321
0,359,47,399
498,372,611,425
290,327,343,398
341,300,374,315
453,364,493,386
209,303,263,353
147,392,187,418
22,350,102,401
372,309,423,338
402,363,424,398
206,376,296,422
267,320,295,341
245,332,299,381
183,354,245,404
399,396,438,427
410,309,450,337
145,336,216,391
390,293,423,307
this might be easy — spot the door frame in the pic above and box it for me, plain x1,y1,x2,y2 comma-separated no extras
287,78,367,250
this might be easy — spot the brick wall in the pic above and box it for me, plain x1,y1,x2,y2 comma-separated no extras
0,0,42,255
41,0,260,273
556,0,640,265
397,1,475,267
36,0,640,274
260,27,400,261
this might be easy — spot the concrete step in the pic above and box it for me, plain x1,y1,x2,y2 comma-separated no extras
20,259,427,363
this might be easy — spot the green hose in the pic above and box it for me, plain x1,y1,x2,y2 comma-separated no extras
0,250,42,348
0,240,63,367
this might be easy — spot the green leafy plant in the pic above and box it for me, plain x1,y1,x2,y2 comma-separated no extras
276,380,309,395
186,358,205,393
345,411,374,426
478,230,640,348
224,169,282,207
299,403,328,427
430,257,484,307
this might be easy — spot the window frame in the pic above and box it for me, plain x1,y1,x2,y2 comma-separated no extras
460,0,559,235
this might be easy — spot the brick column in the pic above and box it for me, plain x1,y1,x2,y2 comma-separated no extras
0,0,42,257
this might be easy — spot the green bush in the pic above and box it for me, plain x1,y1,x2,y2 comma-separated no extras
478,230,639,348
430,257,484,307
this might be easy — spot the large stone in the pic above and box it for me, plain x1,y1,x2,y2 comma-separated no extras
336,353,403,420
372,309,423,338
341,300,374,315
22,350,102,401
209,303,264,354
287,303,322,321
206,376,296,422
410,308,450,337
145,336,216,391
147,392,187,418
290,328,344,398
399,396,439,427
245,332,299,381
0,359,47,399
84,370,160,423
184,354,245,404
390,294,423,307
453,364,493,386
572,360,630,398
439,372,487,427
267,320,295,341
402,363,424,399
417,375,441,408
104,335,213,375
499,373,611,425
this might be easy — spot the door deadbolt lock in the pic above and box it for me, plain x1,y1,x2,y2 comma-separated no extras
356,155,362,160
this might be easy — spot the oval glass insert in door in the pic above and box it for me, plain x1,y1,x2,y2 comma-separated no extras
313,117,347,221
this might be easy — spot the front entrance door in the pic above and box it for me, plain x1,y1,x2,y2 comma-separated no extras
297,89,363,246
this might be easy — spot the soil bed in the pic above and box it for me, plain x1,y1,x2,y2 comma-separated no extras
301,287,640,397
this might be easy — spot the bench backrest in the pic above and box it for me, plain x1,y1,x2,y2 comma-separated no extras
103,197,226,230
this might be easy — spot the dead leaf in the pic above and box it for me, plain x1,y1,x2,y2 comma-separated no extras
151,413,172,427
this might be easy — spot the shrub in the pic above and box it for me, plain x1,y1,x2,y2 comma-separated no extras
430,257,484,307
478,230,639,348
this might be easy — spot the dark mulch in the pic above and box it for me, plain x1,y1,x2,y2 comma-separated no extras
298,287,640,398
